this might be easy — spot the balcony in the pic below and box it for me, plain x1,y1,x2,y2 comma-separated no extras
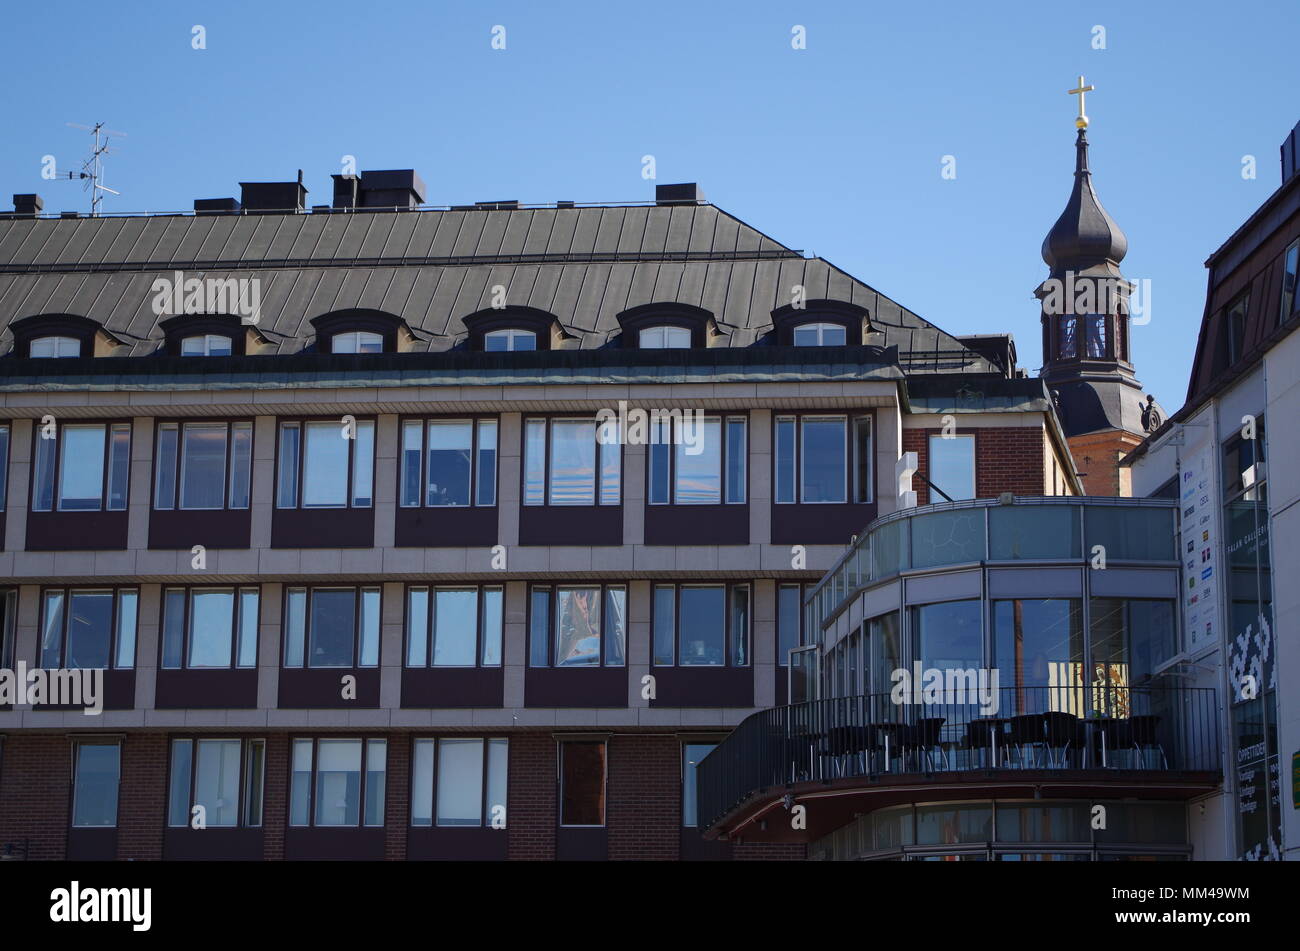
696,685,1220,843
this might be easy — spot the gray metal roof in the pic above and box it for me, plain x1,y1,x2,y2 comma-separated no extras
0,203,995,373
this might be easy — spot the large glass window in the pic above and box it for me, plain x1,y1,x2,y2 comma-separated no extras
32,422,130,512
774,414,871,504
399,418,497,508
927,434,975,501
160,586,258,669
560,741,606,827
652,583,749,667
911,599,982,674
993,599,1083,714
648,415,746,505
154,421,252,510
167,738,265,828
523,418,620,506
405,586,502,667
72,741,120,828
40,588,137,669
867,612,902,696
1088,598,1176,695
777,583,809,666
410,737,508,828
527,584,626,668
276,418,374,509
682,742,717,827
282,587,380,668
289,738,386,828
331,331,383,354
30,335,81,358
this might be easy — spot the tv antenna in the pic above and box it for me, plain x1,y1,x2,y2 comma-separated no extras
60,122,127,216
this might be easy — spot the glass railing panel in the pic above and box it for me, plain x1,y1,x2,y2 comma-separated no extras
1084,505,1177,561
910,507,986,569
989,503,1082,560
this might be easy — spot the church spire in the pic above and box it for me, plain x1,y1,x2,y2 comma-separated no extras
1041,125,1128,272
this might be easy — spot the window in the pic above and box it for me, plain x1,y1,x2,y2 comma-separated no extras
405,586,503,667
1058,316,1078,359
32,422,130,512
911,599,983,673
154,421,252,510
774,414,872,504
161,587,259,669
30,335,80,358
40,588,137,669
484,329,536,352
400,418,497,508
928,433,976,501
639,326,692,349
289,738,386,827
1282,240,1299,322
411,738,508,827
648,415,746,504
72,741,120,828
777,583,810,666
682,742,717,828
1084,314,1108,358
652,583,749,667
167,738,265,828
993,599,1083,713
559,741,606,827
331,331,384,354
283,587,380,668
528,584,626,667
276,418,374,509
180,334,233,357
792,322,847,346
523,417,620,506
0,423,8,512
1225,293,1250,365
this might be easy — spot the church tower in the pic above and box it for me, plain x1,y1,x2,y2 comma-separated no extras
1035,77,1163,496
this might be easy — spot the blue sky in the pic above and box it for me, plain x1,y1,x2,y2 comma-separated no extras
3,0,1297,408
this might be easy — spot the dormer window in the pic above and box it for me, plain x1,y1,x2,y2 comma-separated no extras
638,326,692,349
484,329,537,352
792,322,847,347
30,335,81,358
181,334,233,357
332,331,384,354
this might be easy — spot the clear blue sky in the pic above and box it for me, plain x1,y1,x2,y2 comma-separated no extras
3,0,1297,408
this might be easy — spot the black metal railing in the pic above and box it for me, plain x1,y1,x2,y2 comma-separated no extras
696,685,1220,834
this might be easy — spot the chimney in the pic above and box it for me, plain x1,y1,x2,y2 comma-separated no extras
331,174,361,210
12,194,43,218
1281,119,1300,184
194,197,241,215
358,169,426,209
238,178,307,214
655,183,705,205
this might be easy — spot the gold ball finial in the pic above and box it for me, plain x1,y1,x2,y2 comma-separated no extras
1068,75,1095,131
1076,115,1089,130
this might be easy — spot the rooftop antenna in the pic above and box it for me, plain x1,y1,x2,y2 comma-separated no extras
62,122,127,216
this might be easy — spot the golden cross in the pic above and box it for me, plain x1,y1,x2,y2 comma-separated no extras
1068,75,1095,129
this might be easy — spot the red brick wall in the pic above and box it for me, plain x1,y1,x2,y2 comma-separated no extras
507,734,555,860
903,426,1045,503
733,842,808,861
608,735,679,861
262,735,288,861
116,734,166,861
384,735,409,861
0,734,69,860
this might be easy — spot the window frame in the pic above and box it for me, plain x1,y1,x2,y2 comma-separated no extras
159,585,260,670
30,335,82,358
638,325,693,349
71,739,122,829
483,328,538,352
527,583,628,669
288,736,387,829
927,432,977,502
0,421,9,514
398,416,499,509
558,739,608,828
282,585,382,669
651,581,751,668
39,586,138,670
404,584,504,668
648,414,747,505
522,416,622,507
773,412,872,505
274,416,376,510
180,333,234,357
30,419,132,513
330,331,385,354
153,419,254,512
166,736,266,828
1224,292,1250,366
1281,239,1299,323
792,321,849,347
409,736,509,828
